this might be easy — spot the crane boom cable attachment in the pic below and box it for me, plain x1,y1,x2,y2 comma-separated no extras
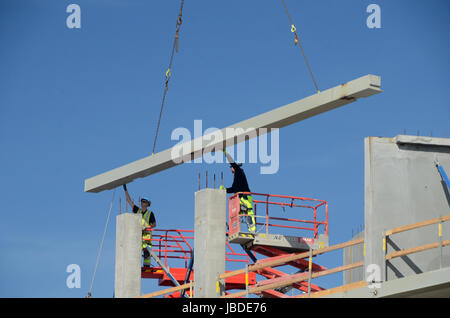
280,0,320,93
152,0,185,155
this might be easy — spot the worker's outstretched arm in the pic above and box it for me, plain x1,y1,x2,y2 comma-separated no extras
223,150,235,164
224,150,241,173
123,184,134,208
222,150,239,193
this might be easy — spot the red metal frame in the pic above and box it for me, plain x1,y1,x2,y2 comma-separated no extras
142,229,250,273
146,229,250,267
141,266,256,292
142,229,254,294
150,229,194,268
228,192,328,238
256,267,325,295
226,192,330,297
143,191,329,297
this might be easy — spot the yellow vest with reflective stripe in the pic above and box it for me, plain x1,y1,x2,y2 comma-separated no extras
139,209,153,241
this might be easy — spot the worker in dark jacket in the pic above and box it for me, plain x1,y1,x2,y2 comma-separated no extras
220,150,256,232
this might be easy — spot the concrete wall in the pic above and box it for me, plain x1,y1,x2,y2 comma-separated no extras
364,135,450,282
194,188,227,297
114,213,142,298
343,230,365,284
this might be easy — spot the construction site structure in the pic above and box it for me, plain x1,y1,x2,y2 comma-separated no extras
132,134,450,298
77,0,449,299
86,73,382,298
137,191,330,298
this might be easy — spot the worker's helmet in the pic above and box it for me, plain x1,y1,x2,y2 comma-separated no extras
141,197,151,204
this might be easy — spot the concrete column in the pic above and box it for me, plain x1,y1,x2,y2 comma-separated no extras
194,188,227,298
114,213,141,298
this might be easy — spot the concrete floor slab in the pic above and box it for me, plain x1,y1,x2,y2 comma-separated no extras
325,266,450,298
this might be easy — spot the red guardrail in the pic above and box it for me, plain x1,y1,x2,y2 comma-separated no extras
228,192,328,238
146,229,249,268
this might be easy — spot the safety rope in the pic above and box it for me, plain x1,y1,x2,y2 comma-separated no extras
87,188,116,298
152,0,185,155
280,0,320,93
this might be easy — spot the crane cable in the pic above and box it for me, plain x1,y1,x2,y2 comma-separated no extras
87,188,116,298
280,0,320,93
152,0,185,155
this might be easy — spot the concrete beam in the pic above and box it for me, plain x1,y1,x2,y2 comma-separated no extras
85,74,382,193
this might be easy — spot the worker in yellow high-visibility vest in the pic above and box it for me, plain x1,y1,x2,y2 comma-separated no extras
123,184,156,267
220,150,256,233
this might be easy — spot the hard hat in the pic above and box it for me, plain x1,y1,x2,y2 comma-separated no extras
141,197,151,204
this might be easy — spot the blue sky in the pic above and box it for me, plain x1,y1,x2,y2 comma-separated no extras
0,0,449,297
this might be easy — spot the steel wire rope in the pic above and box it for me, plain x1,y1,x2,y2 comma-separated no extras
280,0,320,93
87,188,116,297
152,0,185,154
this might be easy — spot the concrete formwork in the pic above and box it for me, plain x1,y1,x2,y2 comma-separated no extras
114,213,142,298
363,135,450,282
194,189,227,297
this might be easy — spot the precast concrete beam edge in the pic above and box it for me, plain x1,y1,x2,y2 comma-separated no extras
84,74,382,193
394,135,450,147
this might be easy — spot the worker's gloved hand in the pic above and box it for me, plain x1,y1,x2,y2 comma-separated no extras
220,185,225,190
123,184,127,191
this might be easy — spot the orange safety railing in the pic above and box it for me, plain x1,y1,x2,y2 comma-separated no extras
146,229,250,269
382,214,450,281
218,237,365,298
229,192,328,238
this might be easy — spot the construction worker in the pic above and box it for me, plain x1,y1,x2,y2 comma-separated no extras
123,184,156,267
220,150,256,233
